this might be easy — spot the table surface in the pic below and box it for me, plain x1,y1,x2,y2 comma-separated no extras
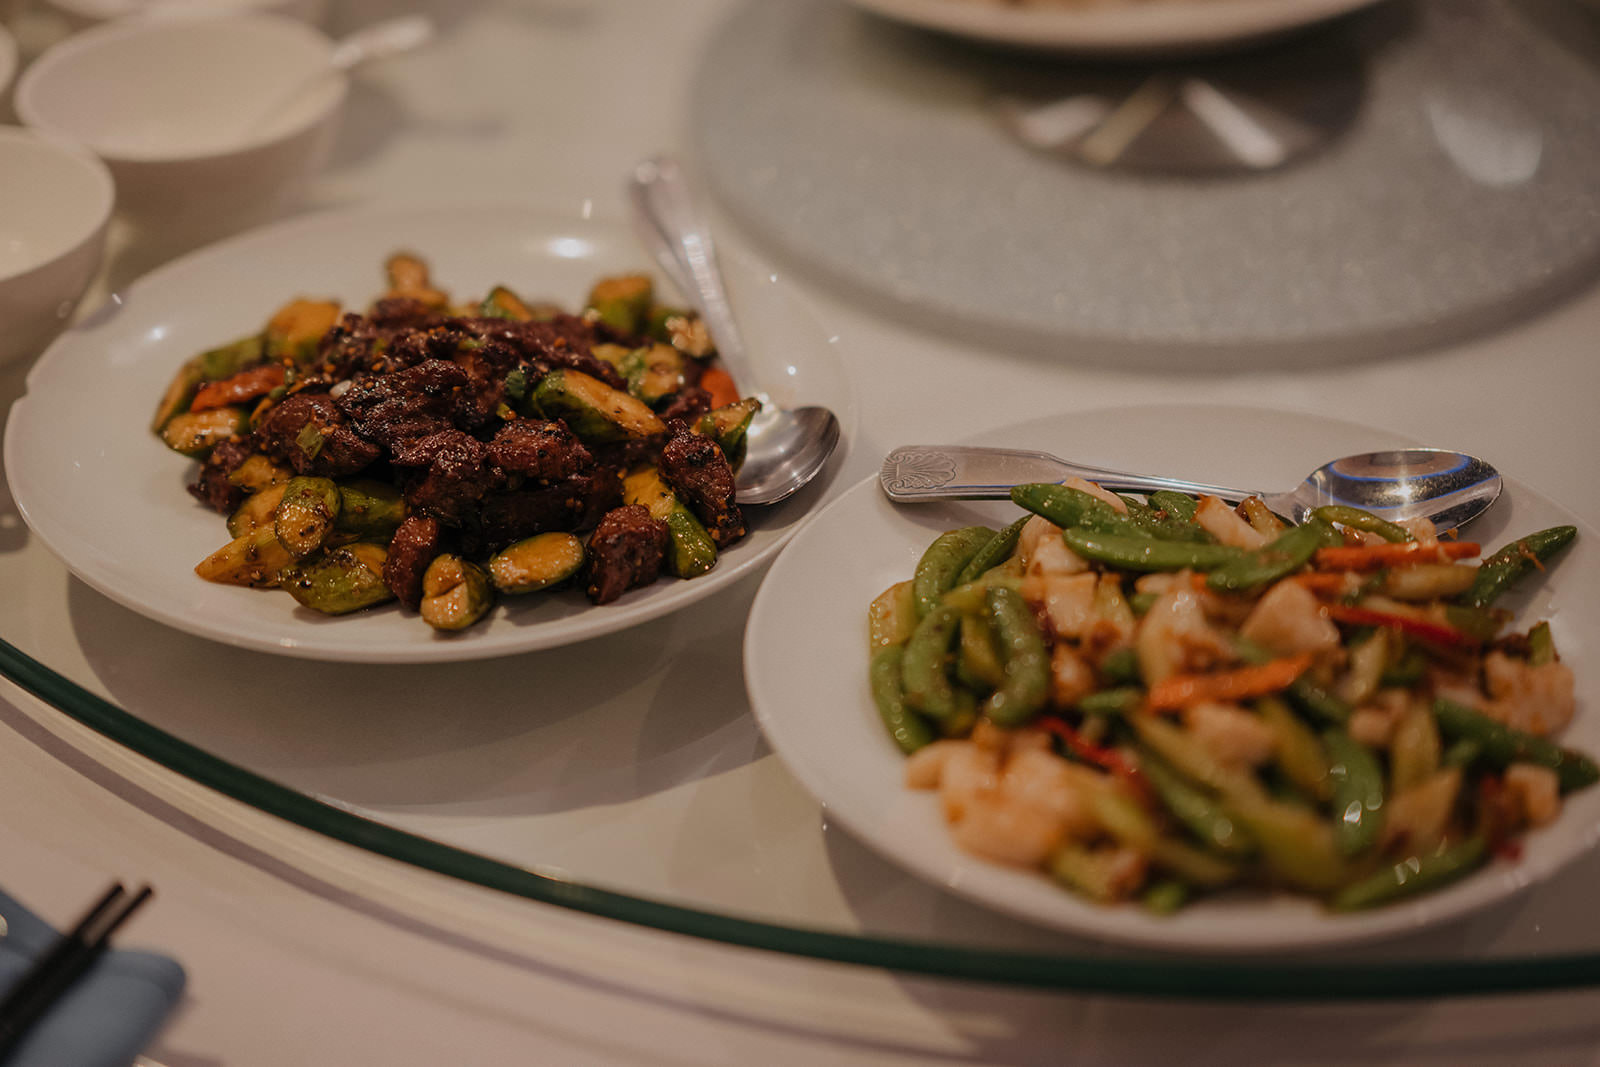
3,0,1600,1063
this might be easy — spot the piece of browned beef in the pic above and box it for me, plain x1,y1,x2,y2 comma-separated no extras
395,429,496,526
658,420,743,548
384,514,444,610
254,393,380,477
585,504,670,604
656,385,713,424
187,437,254,514
487,419,591,482
464,468,621,556
336,358,467,455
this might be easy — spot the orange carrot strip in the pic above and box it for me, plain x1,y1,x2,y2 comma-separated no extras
699,365,740,409
1289,572,1354,595
1313,541,1479,571
190,364,285,412
1146,654,1314,713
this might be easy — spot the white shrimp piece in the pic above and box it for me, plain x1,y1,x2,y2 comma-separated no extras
1002,748,1098,840
948,795,1067,867
1505,763,1561,826
937,742,1004,823
1017,515,1075,574
1028,571,1099,641
1050,644,1098,708
1101,846,1150,900
1134,573,1178,596
1482,652,1576,736
1347,706,1398,748
1195,495,1269,550
1398,516,1439,546
1239,579,1341,658
1063,477,1127,513
1182,701,1277,771
1136,581,1231,685
904,740,964,790
1025,532,1090,581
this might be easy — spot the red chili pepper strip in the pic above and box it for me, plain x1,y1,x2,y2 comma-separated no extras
1038,716,1154,803
1313,541,1480,571
190,363,286,412
1326,604,1479,647
1145,654,1314,713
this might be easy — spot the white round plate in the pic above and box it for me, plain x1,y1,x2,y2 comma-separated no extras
845,0,1386,54
745,405,1600,952
5,205,853,663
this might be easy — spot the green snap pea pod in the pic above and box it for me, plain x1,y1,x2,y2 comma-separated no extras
954,515,1030,586
900,603,972,721
982,586,1050,727
1207,518,1335,592
1137,751,1255,857
912,526,996,618
1077,687,1144,717
1458,525,1577,609
1441,737,1483,770
1099,647,1142,686
1148,491,1199,522
1330,838,1488,912
956,613,1006,691
1433,698,1600,792
870,646,934,754
1323,729,1385,856
1062,529,1244,573
1011,484,1143,538
1311,505,1413,543
1141,879,1191,915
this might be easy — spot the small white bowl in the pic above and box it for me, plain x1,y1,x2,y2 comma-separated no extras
15,13,345,246
0,23,17,102
0,127,115,367
43,0,328,32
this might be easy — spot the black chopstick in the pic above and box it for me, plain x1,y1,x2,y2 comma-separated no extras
0,882,155,1056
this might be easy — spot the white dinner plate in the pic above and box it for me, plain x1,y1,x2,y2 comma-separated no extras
745,404,1599,952
845,0,1387,55
5,205,853,663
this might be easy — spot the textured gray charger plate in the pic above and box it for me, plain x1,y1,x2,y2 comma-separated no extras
692,0,1600,365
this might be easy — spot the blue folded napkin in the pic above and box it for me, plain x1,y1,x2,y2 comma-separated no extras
0,889,185,1067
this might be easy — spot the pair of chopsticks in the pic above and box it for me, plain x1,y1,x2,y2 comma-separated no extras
0,883,154,1055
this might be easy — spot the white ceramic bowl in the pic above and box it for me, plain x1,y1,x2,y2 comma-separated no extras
0,24,17,103
0,127,115,367
15,13,345,245
43,0,327,32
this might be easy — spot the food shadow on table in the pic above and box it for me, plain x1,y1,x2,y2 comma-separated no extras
63,570,766,816
692,0,1600,371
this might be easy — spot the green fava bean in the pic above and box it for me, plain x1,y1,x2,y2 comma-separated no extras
1323,728,1385,856
981,586,1050,727
954,515,1030,586
912,526,996,619
1207,519,1335,592
1458,526,1577,609
870,645,935,755
1330,838,1487,911
901,603,973,721
1062,529,1243,572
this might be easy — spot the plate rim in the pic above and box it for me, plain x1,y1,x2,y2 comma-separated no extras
744,402,1600,953
4,201,854,663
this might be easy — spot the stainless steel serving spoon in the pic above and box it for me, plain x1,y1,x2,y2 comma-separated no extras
628,156,840,506
880,445,1503,533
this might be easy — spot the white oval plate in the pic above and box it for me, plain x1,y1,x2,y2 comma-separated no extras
846,0,1386,55
746,405,1600,953
5,205,854,663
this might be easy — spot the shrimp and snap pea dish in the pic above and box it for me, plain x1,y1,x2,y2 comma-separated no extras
152,254,757,630
869,477,1588,914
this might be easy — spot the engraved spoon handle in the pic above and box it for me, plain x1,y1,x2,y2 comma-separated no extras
879,445,1255,502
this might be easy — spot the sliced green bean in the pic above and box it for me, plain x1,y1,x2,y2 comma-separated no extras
900,603,972,721
1528,620,1556,667
1207,518,1334,592
1141,879,1191,915
912,526,997,619
869,646,934,754
1441,737,1484,769
1077,687,1144,717
1063,529,1243,573
1433,698,1600,792
1324,729,1385,856
982,586,1050,727
1148,491,1199,522
954,514,1030,586
1458,525,1577,609
1312,505,1412,543
1330,838,1487,912
1138,751,1255,857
